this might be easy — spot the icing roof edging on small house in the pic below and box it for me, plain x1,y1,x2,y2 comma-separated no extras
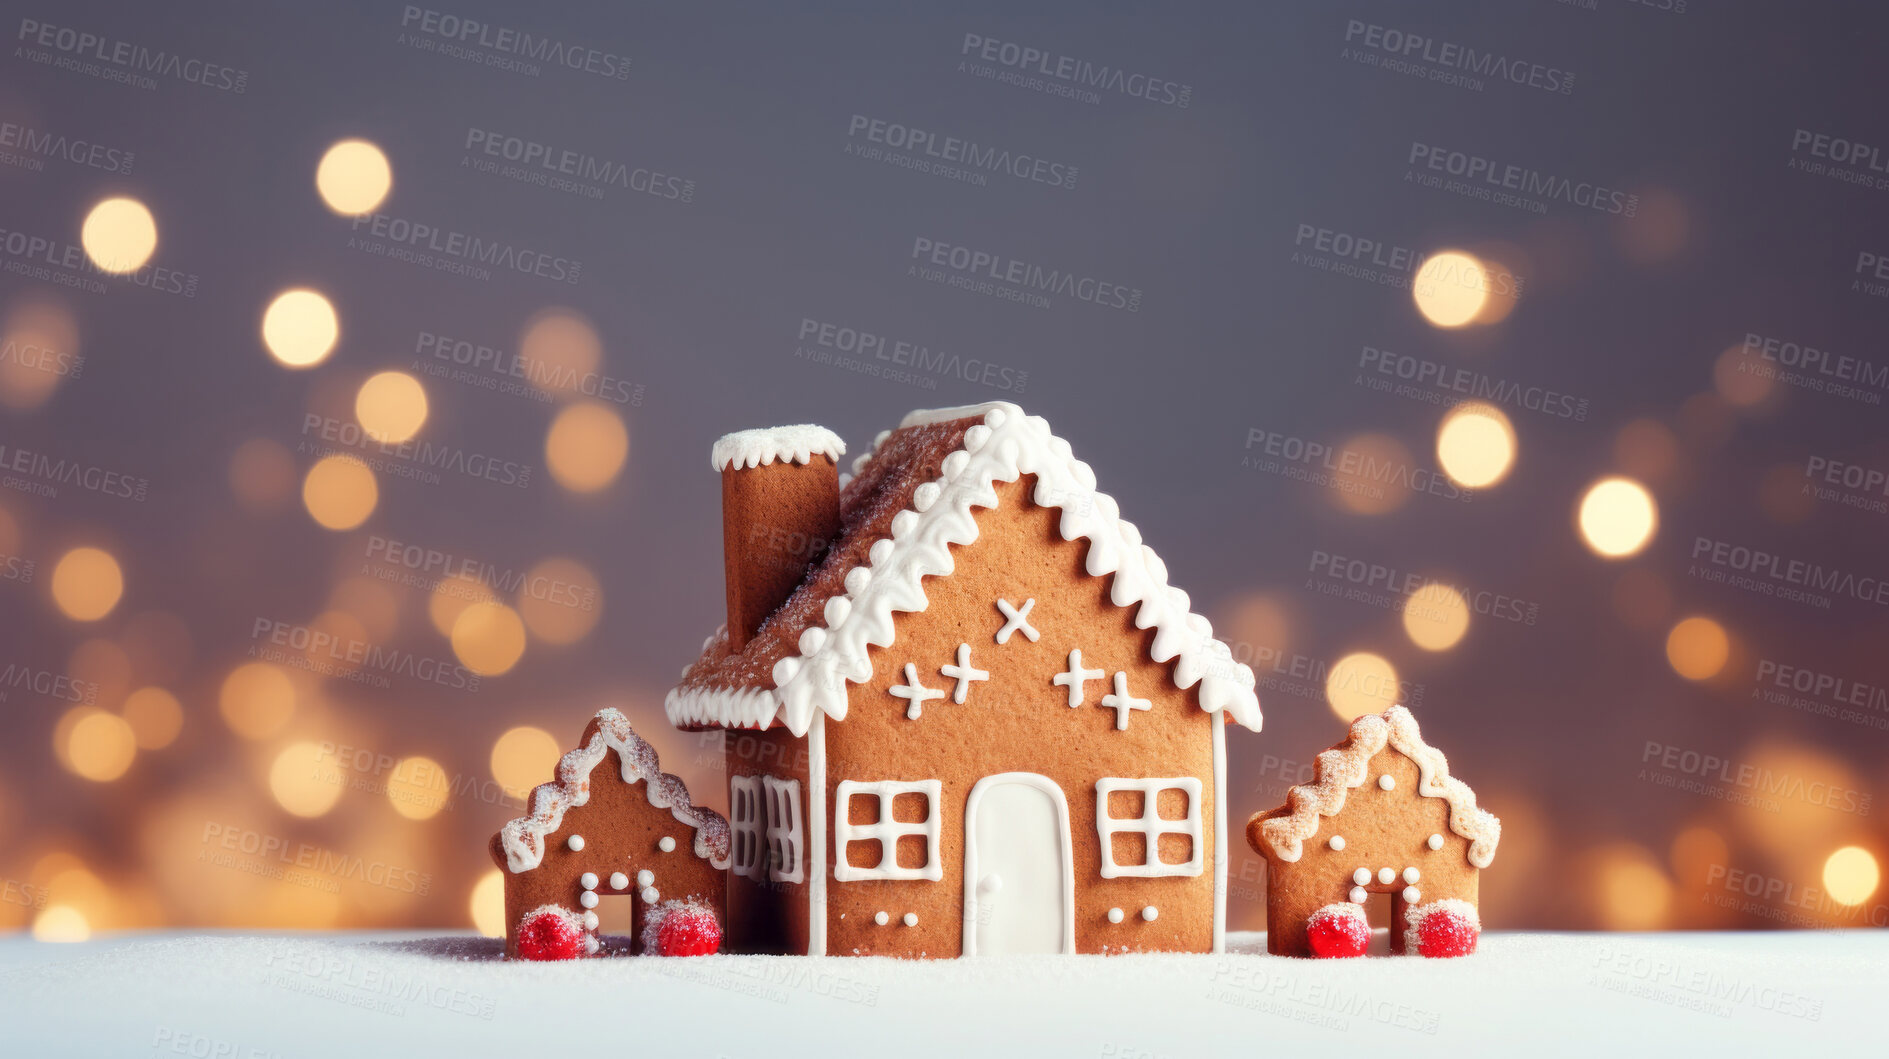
666,401,1263,737
497,707,731,873
710,425,845,471
1258,705,1500,869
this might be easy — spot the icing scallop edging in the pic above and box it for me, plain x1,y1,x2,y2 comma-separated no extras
710,425,845,472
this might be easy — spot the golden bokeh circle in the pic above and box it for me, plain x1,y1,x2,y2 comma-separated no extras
63,708,137,782
354,371,429,443
315,139,393,215
218,662,296,740
302,455,379,531
261,289,339,368
386,755,449,820
545,402,629,493
451,601,527,676
1325,651,1400,722
50,547,124,621
270,741,343,818
1823,846,1880,906
121,687,184,750
1577,477,1658,558
1412,250,1489,328
491,725,562,798
470,869,505,937
1665,616,1730,681
517,557,603,644
80,197,157,274
1403,584,1471,652
1436,403,1516,488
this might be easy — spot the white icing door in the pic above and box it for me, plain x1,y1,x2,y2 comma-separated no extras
962,773,1075,955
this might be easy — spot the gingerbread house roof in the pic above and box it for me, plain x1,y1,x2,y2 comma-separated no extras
665,402,1263,737
1257,705,1499,868
496,707,731,873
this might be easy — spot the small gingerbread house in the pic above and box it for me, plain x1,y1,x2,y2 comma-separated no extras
666,402,1264,957
489,708,730,958
1248,705,1499,957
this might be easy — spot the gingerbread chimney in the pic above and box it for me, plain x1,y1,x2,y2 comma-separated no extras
711,425,845,651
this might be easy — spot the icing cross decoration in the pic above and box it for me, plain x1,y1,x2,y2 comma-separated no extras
1099,672,1151,730
939,643,990,704
1052,649,1106,707
890,662,946,719
994,597,1040,644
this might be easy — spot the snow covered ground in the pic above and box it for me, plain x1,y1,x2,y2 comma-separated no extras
1,930,1878,1056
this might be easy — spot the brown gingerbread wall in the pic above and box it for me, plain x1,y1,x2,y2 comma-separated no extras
490,747,726,959
1254,748,1477,957
823,476,1219,957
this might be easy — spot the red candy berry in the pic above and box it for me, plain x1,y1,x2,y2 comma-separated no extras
651,901,722,957
516,906,586,961
1305,905,1370,958
1414,905,1479,958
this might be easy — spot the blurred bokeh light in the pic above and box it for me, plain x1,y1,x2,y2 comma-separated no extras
261,289,339,368
315,139,393,215
79,197,157,274
1577,477,1658,558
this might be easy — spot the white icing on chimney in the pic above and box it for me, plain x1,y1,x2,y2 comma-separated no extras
711,425,845,471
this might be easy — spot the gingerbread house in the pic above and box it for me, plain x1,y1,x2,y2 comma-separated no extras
665,402,1263,957
489,708,730,958
1247,705,1499,957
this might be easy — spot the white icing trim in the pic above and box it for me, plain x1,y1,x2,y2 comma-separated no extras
962,772,1076,956
1328,836,1346,851
763,777,805,884
832,780,944,882
807,713,827,956
939,643,989,704
994,597,1039,644
666,402,1264,736
1099,671,1152,730
496,707,731,873
1257,705,1500,869
1403,898,1480,956
1211,716,1227,955
890,662,945,720
1095,777,1204,879
1053,649,1105,707
710,424,844,471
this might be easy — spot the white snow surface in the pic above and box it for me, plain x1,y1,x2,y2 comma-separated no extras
1,930,1878,1056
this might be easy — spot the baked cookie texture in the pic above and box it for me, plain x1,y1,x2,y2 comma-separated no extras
1247,705,1499,957
666,403,1263,956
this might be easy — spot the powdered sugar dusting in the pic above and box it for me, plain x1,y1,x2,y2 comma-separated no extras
1258,705,1499,868
497,708,730,873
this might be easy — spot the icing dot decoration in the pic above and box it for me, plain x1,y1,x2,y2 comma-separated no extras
1378,867,1396,885
1378,774,1396,791
641,886,659,904
1349,886,1368,904
609,872,628,890
659,836,676,852
579,891,599,909
1107,907,1125,924
580,872,598,890
1141,906,1158,922
1403,886,1422,903
874,911,889,926
637,869,655,888
566,834,585,851
1427,833,1445,851
1404,867,1420,884
903,912,918,927
582,911,599,930
1328,835,1346,851
1352,868,1372,886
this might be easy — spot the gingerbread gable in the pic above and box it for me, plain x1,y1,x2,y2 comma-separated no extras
497,708,731,873
666,402,1263,737
1256,706,1499,868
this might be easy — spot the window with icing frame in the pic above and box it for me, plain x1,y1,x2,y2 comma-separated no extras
729,776,764,880
762,776,804,884
833,779,944,882
1094,777,1204,878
